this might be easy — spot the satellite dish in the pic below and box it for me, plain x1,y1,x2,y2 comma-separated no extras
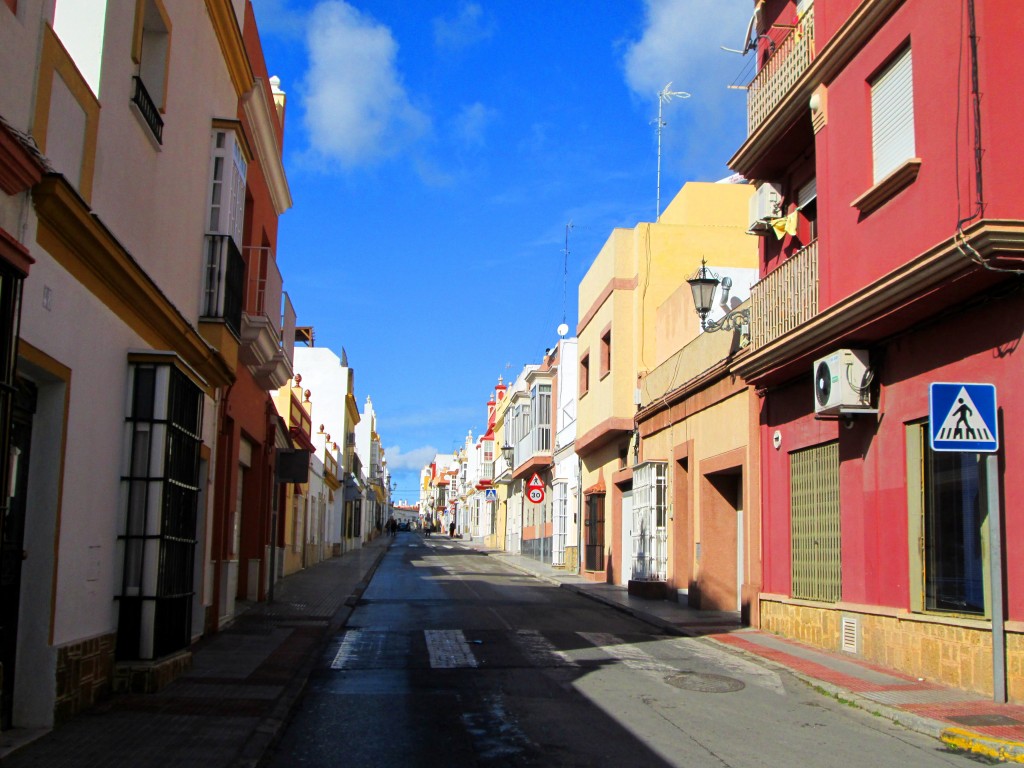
557,323,569,337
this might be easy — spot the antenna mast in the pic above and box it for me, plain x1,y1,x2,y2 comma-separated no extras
656,83,691,222
563,221,573,326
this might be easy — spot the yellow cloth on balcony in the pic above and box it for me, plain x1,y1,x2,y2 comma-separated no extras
771,211,798,239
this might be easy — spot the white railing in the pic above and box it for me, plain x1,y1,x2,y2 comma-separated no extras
748,4,815,133
750,239,819,349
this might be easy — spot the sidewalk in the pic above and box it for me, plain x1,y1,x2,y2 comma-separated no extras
0,535,392,768
477,542,1024,764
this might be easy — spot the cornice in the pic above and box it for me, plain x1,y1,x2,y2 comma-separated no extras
577,276,637,336
242,80,292,215
730,0,907,177
205,0,255,98
575,416,634,458
32,175,234,393
0,120,46,195
734,220,1024,382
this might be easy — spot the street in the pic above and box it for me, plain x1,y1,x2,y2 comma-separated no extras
265,533,976,767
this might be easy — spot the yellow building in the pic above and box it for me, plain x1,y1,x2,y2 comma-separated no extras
575,181,755,588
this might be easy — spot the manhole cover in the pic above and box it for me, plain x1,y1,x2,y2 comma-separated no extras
949,713,1022,727
665,673,745,693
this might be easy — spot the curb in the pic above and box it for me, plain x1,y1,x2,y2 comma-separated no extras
941,727,1024,763
238,541,392,768
473,548,1024,761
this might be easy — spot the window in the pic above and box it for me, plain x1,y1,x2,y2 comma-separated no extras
117,359,203,660
790,442,841,602
530,383,551,453
130,0,171,144
579,352,590,396
797,178,817,243
208,128,248,245
202,126,247,335
482,439,493,463
600,329,612,377
871,47,915,183
907,423,987,615
633,462,668,581
553,481,568,566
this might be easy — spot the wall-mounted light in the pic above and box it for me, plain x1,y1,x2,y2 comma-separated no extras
686,258,750,333
501,441,515,468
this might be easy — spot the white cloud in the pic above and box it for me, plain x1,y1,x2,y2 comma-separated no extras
384,445,440,471
433,3,495,51
301,1,429,168
622,0,750,105
452,102,498,148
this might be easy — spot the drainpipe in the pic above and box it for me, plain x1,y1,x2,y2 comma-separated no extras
576,455,583,574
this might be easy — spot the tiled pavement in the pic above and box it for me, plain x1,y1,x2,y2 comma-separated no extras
3,533,1023,765
0,535,392,768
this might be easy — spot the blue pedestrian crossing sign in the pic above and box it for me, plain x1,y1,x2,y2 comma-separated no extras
484,488,498,502
929,383,998,453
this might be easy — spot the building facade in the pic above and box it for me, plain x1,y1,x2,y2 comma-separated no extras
575,181,756,587
730,0,1024,700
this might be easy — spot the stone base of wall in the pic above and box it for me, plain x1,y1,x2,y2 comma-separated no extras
563,546,579,573
54,633,117,725
112,650,192,696
760,598,1024,703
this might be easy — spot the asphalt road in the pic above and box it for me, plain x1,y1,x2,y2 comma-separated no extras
263,534,979,768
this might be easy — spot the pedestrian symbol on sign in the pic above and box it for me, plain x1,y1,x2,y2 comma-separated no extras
929,383,998,453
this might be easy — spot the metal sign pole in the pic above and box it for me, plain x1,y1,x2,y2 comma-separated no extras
987,452,1006,703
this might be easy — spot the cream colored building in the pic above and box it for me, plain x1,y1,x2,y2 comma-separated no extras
0,0,273,728
575,181,756,587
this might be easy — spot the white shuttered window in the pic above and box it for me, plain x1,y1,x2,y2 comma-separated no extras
871,47,915,183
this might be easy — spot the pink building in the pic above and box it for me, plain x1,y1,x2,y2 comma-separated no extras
731,0,1024,700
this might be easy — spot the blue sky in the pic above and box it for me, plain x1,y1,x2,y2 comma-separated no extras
252,0,754,500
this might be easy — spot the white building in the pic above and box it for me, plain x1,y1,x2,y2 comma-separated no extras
293,343,360,554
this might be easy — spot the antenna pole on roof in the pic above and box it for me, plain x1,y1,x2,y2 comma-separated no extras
655,83,691,222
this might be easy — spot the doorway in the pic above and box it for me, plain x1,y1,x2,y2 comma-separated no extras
0,378,36,729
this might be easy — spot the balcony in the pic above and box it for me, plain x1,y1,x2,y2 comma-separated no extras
747,4,815,134
239,247,291,389
750,239,819,350
324,450,338,481
289,388,314,452
201,234,244,337
131,76,163,145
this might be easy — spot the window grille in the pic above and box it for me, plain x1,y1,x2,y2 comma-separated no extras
117,360,203,660
790,442,841,602
632,462,668,581
584,493,605,571
553,481,568,566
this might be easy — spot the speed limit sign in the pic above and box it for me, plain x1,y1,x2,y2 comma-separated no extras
528,487,545,504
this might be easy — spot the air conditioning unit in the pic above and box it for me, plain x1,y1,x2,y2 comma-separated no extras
748,182,783,235
813,349,872,415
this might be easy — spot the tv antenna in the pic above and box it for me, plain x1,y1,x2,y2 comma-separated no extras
655,83,690,222
562,220,573,327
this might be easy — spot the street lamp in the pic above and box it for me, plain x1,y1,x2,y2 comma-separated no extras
501,441,515,469
686,258,750,333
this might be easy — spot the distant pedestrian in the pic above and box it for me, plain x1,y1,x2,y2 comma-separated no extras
449,521,456,538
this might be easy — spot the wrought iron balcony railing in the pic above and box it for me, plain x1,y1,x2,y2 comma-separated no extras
201,234,244,337
750,239,819,349
131,76,164,144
